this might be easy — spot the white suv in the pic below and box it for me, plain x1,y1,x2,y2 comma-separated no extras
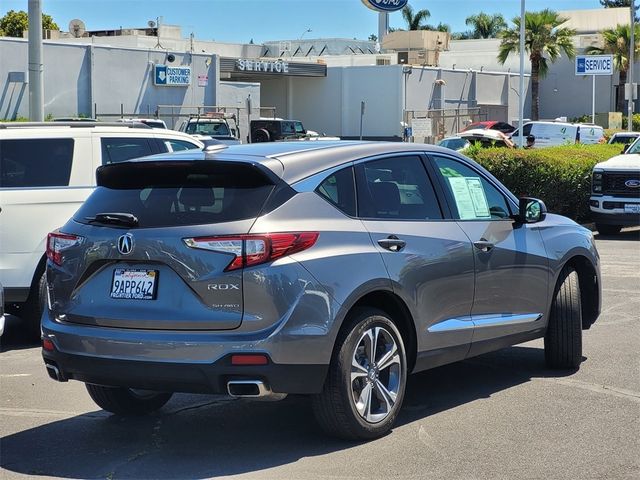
590,136,640,234
0,122,203,335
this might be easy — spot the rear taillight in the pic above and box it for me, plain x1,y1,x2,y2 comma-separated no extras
46,232,83,266
184,232,319,271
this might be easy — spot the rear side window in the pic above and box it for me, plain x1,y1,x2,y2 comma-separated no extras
101,137,153,164
74,161,286,227
356,156,442,220
315,166,356,216
0,138,74,187
162,139,200,152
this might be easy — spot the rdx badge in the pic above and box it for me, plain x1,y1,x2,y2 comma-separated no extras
207,284,240,290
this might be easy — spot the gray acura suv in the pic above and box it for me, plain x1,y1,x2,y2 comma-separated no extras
42,141,601,439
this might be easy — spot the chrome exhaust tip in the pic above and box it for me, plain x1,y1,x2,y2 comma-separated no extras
45,363,66,382
227,380,286,401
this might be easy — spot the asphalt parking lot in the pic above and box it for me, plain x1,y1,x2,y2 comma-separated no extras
1,228,639,480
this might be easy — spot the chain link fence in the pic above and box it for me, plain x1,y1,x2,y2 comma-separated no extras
404,108,487,143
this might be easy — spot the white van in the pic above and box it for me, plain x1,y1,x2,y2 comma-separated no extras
0,122,203,336
510,121,604,148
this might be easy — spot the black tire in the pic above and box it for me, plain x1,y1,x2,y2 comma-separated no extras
544,267,583,369
595,223,622,235
312,308,407,440
85,384,173,416
252,128,270,143
22,271,47,340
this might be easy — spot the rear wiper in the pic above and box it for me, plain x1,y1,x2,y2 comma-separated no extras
85,212,139,227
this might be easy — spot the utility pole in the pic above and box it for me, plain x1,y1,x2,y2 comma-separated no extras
628,2,635,131
518,0,525,148
28,0,44,121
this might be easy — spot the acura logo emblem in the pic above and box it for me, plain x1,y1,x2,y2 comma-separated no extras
117,233,134,255
625,179,640,188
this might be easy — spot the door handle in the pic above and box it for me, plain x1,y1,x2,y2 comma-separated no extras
378,235,406,252
473,239,494,252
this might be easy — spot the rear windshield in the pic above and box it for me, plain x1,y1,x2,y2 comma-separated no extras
74,161,279,227
185,122,230,136
0,138,74,187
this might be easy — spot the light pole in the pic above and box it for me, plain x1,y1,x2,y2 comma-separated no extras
28,0,44,121
518,0,525,148
628,4,635,132
299,28,312,40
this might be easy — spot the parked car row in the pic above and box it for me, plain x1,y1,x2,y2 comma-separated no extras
439,120,606,152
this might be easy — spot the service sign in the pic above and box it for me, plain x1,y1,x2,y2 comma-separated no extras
575,55,614,76
154,64,191,86
361,0,408,12
236,59,289,73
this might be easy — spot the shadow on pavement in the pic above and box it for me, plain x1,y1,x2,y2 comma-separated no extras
0,314,39,352
594,227,640,241
0,344,578,479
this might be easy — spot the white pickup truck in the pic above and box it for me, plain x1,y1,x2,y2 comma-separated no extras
590,137,640,234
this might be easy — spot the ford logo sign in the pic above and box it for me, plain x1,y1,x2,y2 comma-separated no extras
625,179,640,188
361,0,408,13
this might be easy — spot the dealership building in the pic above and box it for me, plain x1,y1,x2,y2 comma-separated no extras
0,6,637,140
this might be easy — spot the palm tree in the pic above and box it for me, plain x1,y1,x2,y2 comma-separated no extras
587,24,640,112
401,4,431,31
498,9,576,120
465,13,507,39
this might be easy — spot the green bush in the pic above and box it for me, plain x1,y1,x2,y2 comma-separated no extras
621,113,640,131
467,144,621,222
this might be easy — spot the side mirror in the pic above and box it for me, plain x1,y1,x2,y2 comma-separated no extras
518,197,547,223
622,144,630,154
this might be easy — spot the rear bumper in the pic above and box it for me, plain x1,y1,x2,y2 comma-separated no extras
42,349,327,395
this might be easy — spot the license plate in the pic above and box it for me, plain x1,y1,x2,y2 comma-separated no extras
110,269,158,300
624,204,640,214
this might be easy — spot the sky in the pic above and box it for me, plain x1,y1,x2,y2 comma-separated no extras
2,0,608,44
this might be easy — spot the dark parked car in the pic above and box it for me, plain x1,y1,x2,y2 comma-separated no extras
250,118,307,142
42,142,601,440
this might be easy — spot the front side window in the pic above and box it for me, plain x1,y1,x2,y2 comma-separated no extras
0,138,74,187
432,156,511,220
101,137,153,164
356,156,442,220
315,166,356,217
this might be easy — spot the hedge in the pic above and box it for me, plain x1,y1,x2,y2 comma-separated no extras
466,144,622,222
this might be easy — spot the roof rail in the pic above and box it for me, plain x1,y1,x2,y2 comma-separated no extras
0,121,153,129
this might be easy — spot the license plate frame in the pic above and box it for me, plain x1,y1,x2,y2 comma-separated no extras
110,268,159,300
624,204,640,214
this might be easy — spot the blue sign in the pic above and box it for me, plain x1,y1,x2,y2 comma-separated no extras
361,0,408,12
154,64,191,86
575,55,613,76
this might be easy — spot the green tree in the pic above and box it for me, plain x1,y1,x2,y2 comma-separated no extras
498,9,576,120
401,4,431,30
0,10,59,37
465,13,507,39
368,33,378,42
587,24,640,112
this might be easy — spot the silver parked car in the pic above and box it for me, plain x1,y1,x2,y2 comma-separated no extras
42,141,601,439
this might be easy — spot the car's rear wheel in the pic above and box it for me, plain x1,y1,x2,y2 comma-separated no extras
595,223,622,235
312,308,407,440
22,271,47,340
544,266,583,369
85,384,173,415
